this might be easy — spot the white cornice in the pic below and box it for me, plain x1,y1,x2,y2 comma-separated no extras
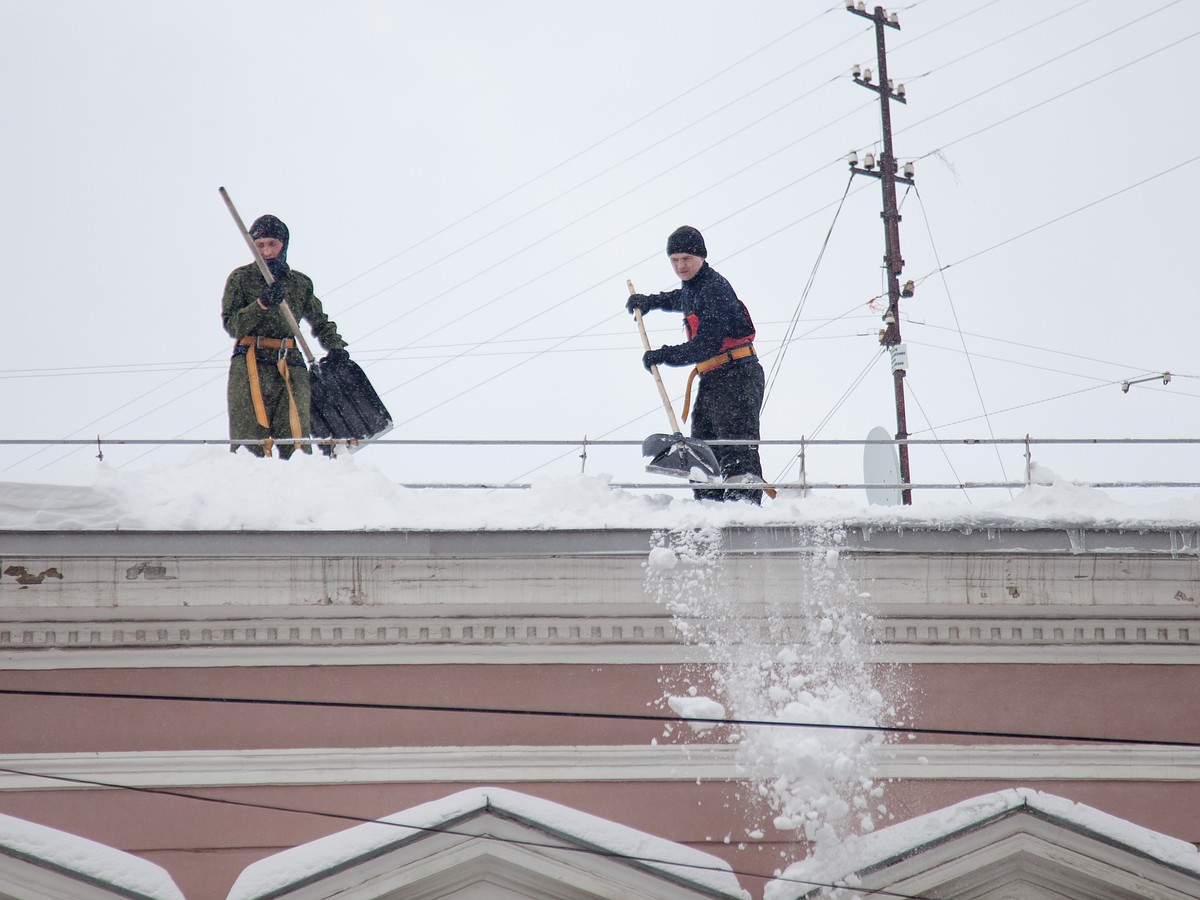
4,528,1197,667
1,608,1196,668
1,743,1196,792
2,641,1198,669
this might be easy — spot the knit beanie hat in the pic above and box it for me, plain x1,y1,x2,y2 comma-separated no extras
666,225,707,258
249,214,289,262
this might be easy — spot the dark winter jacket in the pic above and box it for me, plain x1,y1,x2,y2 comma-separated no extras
643,262,755,367
222,263,346,366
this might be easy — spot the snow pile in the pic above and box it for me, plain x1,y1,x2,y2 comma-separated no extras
647,526,899,862
0,810,184,899
5,447,1200,531
667,692,727,734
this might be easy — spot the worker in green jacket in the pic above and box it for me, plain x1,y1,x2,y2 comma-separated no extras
222,214,347,458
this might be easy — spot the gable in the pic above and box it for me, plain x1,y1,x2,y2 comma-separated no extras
228,789,746,900
853,812,1200,899
769,790,1200,900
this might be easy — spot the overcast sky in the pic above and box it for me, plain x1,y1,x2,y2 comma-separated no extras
3,0,1198,502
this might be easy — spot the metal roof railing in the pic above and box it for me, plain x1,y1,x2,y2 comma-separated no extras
4,436,1200,495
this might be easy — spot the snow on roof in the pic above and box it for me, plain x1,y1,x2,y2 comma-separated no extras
764,787,1200,900
3,448,1200,532
226,786,747,900
0,810,184,900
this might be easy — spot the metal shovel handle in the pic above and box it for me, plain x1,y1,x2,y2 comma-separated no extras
219,186,316,365
628,279,682,435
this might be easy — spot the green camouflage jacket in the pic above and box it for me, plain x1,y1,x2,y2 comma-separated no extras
222,263,346,364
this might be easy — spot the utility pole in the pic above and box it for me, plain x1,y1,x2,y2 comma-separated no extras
846,2,915,505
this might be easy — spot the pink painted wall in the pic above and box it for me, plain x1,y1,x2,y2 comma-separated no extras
2,661,1197,898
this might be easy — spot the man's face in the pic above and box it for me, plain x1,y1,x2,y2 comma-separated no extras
255,237,284,260
670,252,704,282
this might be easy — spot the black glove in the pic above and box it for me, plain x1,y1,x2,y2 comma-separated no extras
261,279,286,307
265,256,289,280
321,347,350,367
626,293,652,315
642,348,666,371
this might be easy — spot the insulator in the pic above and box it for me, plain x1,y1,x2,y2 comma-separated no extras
852,63,861,78
889,12,899,25
863,67,873,83
844,0,854,8
903,161,914,178
864,151,876,169
856,1,866,10
848,150,859,166
888,79,894,92
897,83,906,98
901,280,914,298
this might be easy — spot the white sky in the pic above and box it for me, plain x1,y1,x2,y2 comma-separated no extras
3,0,1199,504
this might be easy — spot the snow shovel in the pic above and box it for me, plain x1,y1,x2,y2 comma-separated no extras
219,187,393,454
628,279,721,481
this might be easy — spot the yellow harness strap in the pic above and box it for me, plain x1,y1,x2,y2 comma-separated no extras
681,344,756,423
277,356,304,450
237,337,303,455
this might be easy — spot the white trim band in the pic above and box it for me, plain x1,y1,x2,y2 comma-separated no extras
1,743,1196,791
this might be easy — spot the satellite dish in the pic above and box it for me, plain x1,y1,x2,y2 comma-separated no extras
863,426,901,506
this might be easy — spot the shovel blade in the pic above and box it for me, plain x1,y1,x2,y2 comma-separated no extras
311,356,393,450
642,432,722,481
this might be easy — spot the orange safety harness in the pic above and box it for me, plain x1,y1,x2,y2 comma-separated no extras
236,336,303,456
681,344,756,423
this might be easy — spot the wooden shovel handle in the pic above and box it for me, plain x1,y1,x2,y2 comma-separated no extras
628,280,682,434
219,186,316,365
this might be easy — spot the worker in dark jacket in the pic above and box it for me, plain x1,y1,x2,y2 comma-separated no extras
626,226,766,503
222,214,348,458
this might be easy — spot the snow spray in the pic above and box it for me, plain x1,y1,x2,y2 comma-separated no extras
646,526,901,861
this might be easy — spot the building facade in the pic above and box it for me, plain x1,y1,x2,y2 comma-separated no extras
1,524,1198,898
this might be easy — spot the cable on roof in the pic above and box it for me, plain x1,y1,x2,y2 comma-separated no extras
0,762,936,900
911,183,1010,495
3,689,1197,749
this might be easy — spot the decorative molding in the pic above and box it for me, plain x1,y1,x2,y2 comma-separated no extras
1,743,1196,792
0,611,1196,668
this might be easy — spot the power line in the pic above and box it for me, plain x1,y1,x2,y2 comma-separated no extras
906,339,1160,387
4,689,1196,749
0,763,935,900
911,183,1010,492
913,380,1121,433
21,10,1196,473
896,0,1186,147
360,98,876,393
886,0,1090,78
364,35,1200,432
910,321,1187,379
763,173,855,413
320,6,844,302
912,26,1200,165
341,75,853,340
911,150,1200,285
903,379,971,503
281,2,1115,382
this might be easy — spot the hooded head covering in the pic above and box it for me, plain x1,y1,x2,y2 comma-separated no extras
666,225,707,258
249,214,290,265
